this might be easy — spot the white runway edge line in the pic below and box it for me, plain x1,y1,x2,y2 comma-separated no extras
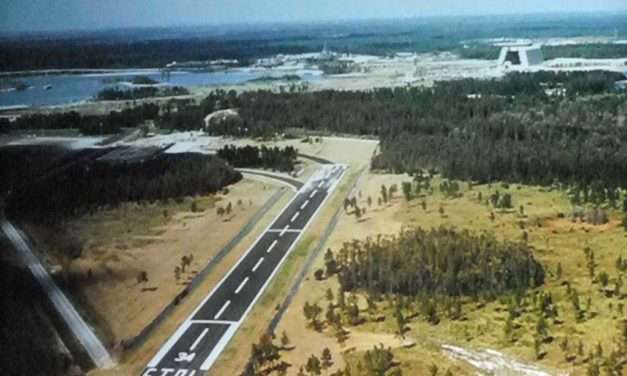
266,240,278,254
252,257,264,272
290,212,300,222
199,164,347,371
235,277,249,294
214,300,231,320
1,220,114,369
146,164,347,372
190,328,209,352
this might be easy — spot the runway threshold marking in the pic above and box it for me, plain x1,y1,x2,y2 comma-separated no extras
214,300,231,320
310,189,318,198
300,199,310,210
290,212,300,222
267,240,278,254
279,225,289,237
235,277,249,294
252,257,264,272
190,328,209,351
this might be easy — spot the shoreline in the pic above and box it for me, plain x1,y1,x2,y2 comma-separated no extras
0,68,162,78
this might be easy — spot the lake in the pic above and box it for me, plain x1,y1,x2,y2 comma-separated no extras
0,68,321,108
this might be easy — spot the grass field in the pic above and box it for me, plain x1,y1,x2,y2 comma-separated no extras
275,172,626,375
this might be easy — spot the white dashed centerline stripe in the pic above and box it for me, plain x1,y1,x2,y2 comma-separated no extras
266,240,278,254
252,257,264,272
190,328,209,352
235,277,249,294
318,181,324,188
280,225,289,237
214,300,231,320
300,199,310,210
310,189,318,198
290,212,300,222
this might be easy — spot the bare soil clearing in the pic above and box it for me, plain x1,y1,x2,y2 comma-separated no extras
27,179,279,346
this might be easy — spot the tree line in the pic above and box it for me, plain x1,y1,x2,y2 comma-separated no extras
1,103,159,135
4,148,241,223
96,86,188,101
217,145,298,172
334,227,544,299
197,75,627,190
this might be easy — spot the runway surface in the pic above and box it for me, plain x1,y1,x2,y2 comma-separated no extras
143,164,346,376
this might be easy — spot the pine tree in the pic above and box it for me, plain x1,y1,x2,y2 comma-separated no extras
280,331,290,349
306,354,322,375
321,348,333,370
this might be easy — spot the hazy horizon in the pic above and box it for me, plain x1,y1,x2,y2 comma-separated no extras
2,0,627,33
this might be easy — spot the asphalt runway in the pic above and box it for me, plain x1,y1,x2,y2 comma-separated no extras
143,164,346,376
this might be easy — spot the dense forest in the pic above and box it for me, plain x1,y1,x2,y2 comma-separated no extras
543,43,627,60
200,73,627,188
217,145,298,172
3,148,241,222
1,103,159,135
335,227,544,299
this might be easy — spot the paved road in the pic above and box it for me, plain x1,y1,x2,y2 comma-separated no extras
143,164,346,376
1,219,114,369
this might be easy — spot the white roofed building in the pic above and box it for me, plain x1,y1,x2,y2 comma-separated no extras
498,44,544,67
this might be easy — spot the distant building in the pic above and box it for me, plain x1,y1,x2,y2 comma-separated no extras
498,44,544,67
318,42,335,61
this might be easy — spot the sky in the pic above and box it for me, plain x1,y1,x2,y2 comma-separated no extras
1,0,627,33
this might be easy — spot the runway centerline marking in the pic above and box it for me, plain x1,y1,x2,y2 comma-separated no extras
279,225,289,237
318,181,324,188
290,212,300,222
267,240,278,254
252,257,264,272
235,277,249,294
267,229,300,234
310,189,318,198
300,199,310,210
214,300,231,320
190,328,209,352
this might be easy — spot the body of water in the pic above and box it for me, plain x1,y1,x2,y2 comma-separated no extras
0,68,321,108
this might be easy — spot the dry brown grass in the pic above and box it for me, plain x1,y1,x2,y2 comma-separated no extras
275,172,626,375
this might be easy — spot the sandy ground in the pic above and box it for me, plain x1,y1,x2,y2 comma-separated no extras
29,178,286,351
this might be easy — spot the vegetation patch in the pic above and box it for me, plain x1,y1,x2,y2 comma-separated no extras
217,144,298,172
336,227,544,299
